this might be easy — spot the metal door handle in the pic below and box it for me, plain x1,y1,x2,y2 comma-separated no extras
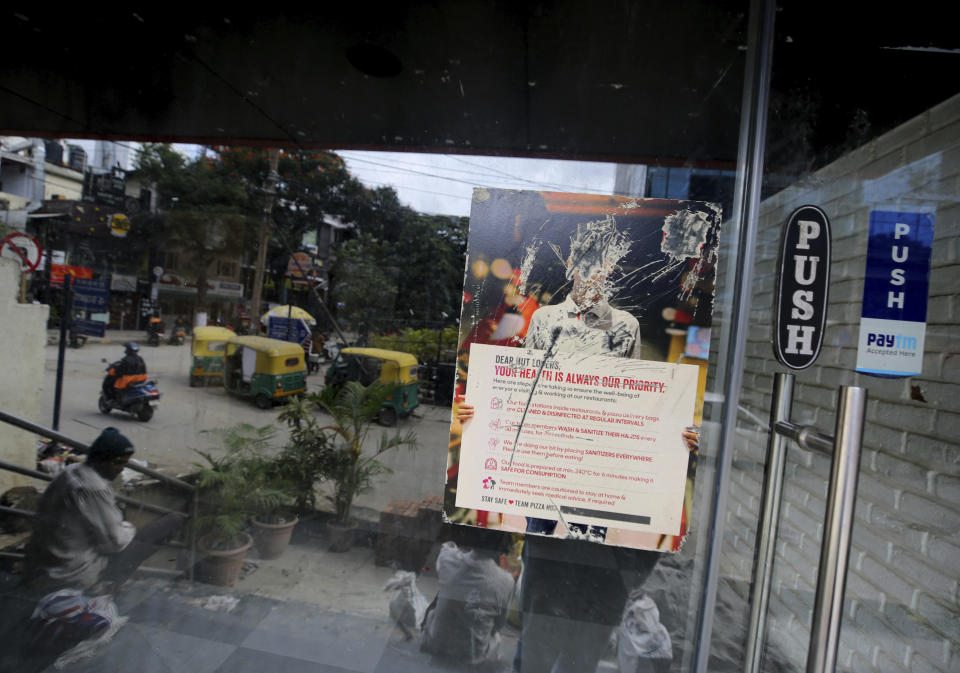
744,373,867,673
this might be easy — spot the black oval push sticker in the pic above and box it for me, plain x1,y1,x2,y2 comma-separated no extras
774,205,831,369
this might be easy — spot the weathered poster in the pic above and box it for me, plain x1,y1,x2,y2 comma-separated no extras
445,189,722,551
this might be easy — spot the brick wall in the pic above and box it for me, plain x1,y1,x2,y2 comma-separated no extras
716,93,959,672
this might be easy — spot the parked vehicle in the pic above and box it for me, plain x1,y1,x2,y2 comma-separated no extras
168,325,187,345
223,336,307,409
68,331,87,348
233,310,252,335
98,362,161,422
189,326,235,387
147,317,165,346
324,347,419,426
322,340,343,362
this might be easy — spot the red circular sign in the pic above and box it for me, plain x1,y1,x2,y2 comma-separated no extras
0,232,43,273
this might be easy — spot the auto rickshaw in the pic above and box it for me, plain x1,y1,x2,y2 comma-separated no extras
224,335,307,408
189,326,236,387
324,347,419,426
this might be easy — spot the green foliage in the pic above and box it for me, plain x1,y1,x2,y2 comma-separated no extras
330,234,399,335
275,396,338,511
212,146,370,258
329,214,468,329
192,424,292,547
369,326,460,363
133,144,255,310
133,142,467,325
312,382,418,524
390,214,468,322
136,144,252,212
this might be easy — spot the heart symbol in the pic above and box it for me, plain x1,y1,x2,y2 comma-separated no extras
508,500,514,504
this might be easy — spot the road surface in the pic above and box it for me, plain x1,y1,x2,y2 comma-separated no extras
40,339,453,513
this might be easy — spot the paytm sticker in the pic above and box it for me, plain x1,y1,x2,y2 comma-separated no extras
856,210,934,378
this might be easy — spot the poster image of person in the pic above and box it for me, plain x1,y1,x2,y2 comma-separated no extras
446,188,721,553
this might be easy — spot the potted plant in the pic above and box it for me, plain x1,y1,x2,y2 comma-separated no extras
229,423,303,560
192,424,290,583
275,395,337,513
313,381,418,551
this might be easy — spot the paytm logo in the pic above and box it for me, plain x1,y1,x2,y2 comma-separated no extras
866,333,918,350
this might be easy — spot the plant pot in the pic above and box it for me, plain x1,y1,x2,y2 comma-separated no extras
197,532,253,586
251,515,299,559
326,520,358,553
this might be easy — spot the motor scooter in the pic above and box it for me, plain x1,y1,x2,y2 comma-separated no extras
98,361,161,422
147,318,165,346
322,341,343,363
168,325,187,345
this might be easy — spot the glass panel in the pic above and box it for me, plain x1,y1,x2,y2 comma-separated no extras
0,7,763,673
3,145,746,673
713,5,960,672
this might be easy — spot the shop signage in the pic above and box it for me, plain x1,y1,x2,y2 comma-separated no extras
110,273,138,292
72,278,109,312
108,213,131,237
72,318,106,338
0,232,42,273
856,210,934,378
773,205,831,369
267,317,311,346
215,280,244,297
139,298,157,317
287,251,323,285
50,264,94,285
286,251,312,278
156,273,243,298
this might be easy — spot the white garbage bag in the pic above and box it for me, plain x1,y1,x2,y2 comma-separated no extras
616,594,672,673
384,570,428,639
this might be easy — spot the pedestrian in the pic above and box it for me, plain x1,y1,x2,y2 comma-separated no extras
419,525,518,671
24,427,183,595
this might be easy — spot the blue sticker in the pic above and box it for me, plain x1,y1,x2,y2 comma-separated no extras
856,211,934,378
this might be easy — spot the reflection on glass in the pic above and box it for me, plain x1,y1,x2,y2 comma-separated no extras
0,133,752,673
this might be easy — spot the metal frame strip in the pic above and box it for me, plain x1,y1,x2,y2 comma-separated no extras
692,0,777,669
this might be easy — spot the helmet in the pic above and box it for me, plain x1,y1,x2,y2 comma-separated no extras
124,342,140,355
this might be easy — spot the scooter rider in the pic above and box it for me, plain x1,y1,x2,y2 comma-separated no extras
103,343,147,402
147,315,165,344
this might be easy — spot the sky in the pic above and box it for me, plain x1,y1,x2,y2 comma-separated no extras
65,140,622,218
335,151,620,217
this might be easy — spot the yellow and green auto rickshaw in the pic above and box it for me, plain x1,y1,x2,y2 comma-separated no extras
189,326,236,387
224,335,307,409
324,347,419,426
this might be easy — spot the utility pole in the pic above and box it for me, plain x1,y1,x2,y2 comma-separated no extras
250,149,280,325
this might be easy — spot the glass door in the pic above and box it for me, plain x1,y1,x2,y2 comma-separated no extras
708,2,959,672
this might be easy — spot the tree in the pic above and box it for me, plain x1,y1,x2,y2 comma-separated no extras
212,145,372,251
134,144,253,311
330,234,398,336
313,382,416,526
390,213,468,323
135,143,468,327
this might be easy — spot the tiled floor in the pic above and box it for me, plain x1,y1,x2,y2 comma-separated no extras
1,576,518,673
